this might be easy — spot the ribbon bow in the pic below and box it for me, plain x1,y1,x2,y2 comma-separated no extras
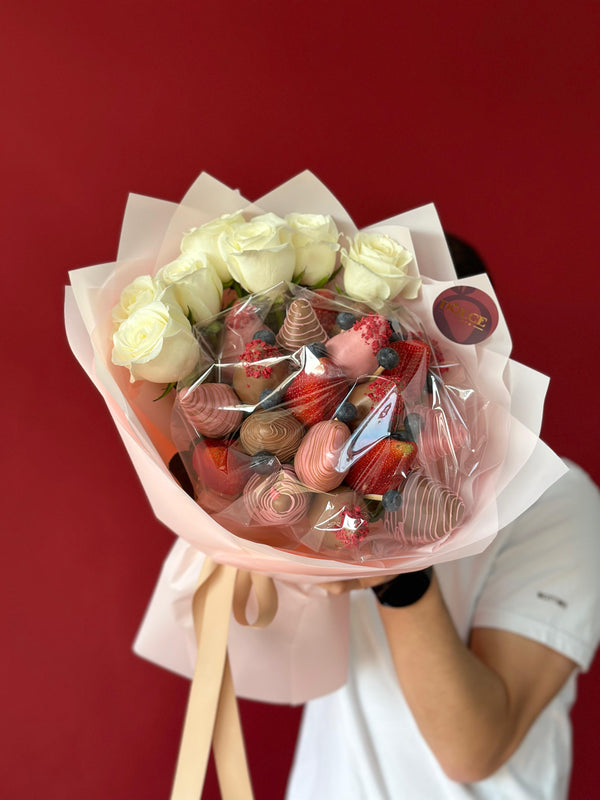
170,558,278,800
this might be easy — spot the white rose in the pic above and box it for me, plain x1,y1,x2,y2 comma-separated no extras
341,232,420,305
180,211,246,282
112,274,163,328
112,300,199,383
219,212,295,293
155,254,223,324
285,212,340,286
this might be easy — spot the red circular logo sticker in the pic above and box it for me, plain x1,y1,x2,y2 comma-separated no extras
433,286,499,345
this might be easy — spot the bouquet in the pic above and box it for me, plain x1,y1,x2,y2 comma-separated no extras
65,172,567,799
169,280,502,562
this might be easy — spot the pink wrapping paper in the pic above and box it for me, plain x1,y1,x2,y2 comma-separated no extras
65,171,567,702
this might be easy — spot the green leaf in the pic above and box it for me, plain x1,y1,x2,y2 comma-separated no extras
364,498,385,523
154,382,176,401
311,265,342,290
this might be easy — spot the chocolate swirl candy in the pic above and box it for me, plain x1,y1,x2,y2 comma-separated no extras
243,465,310,525
276,298,328,352
384,472,465,545
239,409,304,463
178,383,242,438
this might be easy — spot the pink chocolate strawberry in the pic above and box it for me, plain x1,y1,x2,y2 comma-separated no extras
346,436,418,495
284,343,349,427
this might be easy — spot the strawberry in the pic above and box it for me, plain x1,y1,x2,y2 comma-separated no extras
365,376,405,429
312,289,339,333
383,339,430,393
192,438,250,497
407,333,449,373
284,344,349,427
346,436,418,495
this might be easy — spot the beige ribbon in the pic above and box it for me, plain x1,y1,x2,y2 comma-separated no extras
170,558,278,800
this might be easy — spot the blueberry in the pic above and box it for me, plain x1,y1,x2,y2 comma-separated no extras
404,412,424,439
254,328,276,345
391,429,413,442
251,451,278,474
259,389,281,409
377,346,400,370
336,311,357,330
335,401,358,423
382,489,403,513
389,330,405,343
306,341,328,358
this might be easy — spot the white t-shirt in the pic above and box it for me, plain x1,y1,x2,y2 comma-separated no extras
287,462,600,800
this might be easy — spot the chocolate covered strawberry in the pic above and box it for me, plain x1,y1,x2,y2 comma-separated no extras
284,343,349,427
346,435,418,495
382,339,430,395
326,314,393,381
346,376,404,430
232,338,289,404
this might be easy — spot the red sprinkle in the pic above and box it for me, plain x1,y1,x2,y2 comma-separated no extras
239,339,281,379
353,315,392,354
366,376,401,405
334,505,369,547
227,304,260,330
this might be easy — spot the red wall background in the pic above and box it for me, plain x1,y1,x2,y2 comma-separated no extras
2,1,598,798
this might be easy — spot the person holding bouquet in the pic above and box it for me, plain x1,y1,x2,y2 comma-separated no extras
66,174,600,800
286,243,600,800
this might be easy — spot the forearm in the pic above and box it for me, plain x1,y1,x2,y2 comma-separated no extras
377,574,516,782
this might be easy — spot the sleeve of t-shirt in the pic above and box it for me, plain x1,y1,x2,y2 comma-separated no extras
471,461,600,671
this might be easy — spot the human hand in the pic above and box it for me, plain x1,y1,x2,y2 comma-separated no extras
320,575,398,594
323,568,435,608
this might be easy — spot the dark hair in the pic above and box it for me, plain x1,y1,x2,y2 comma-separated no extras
445,233,489,281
